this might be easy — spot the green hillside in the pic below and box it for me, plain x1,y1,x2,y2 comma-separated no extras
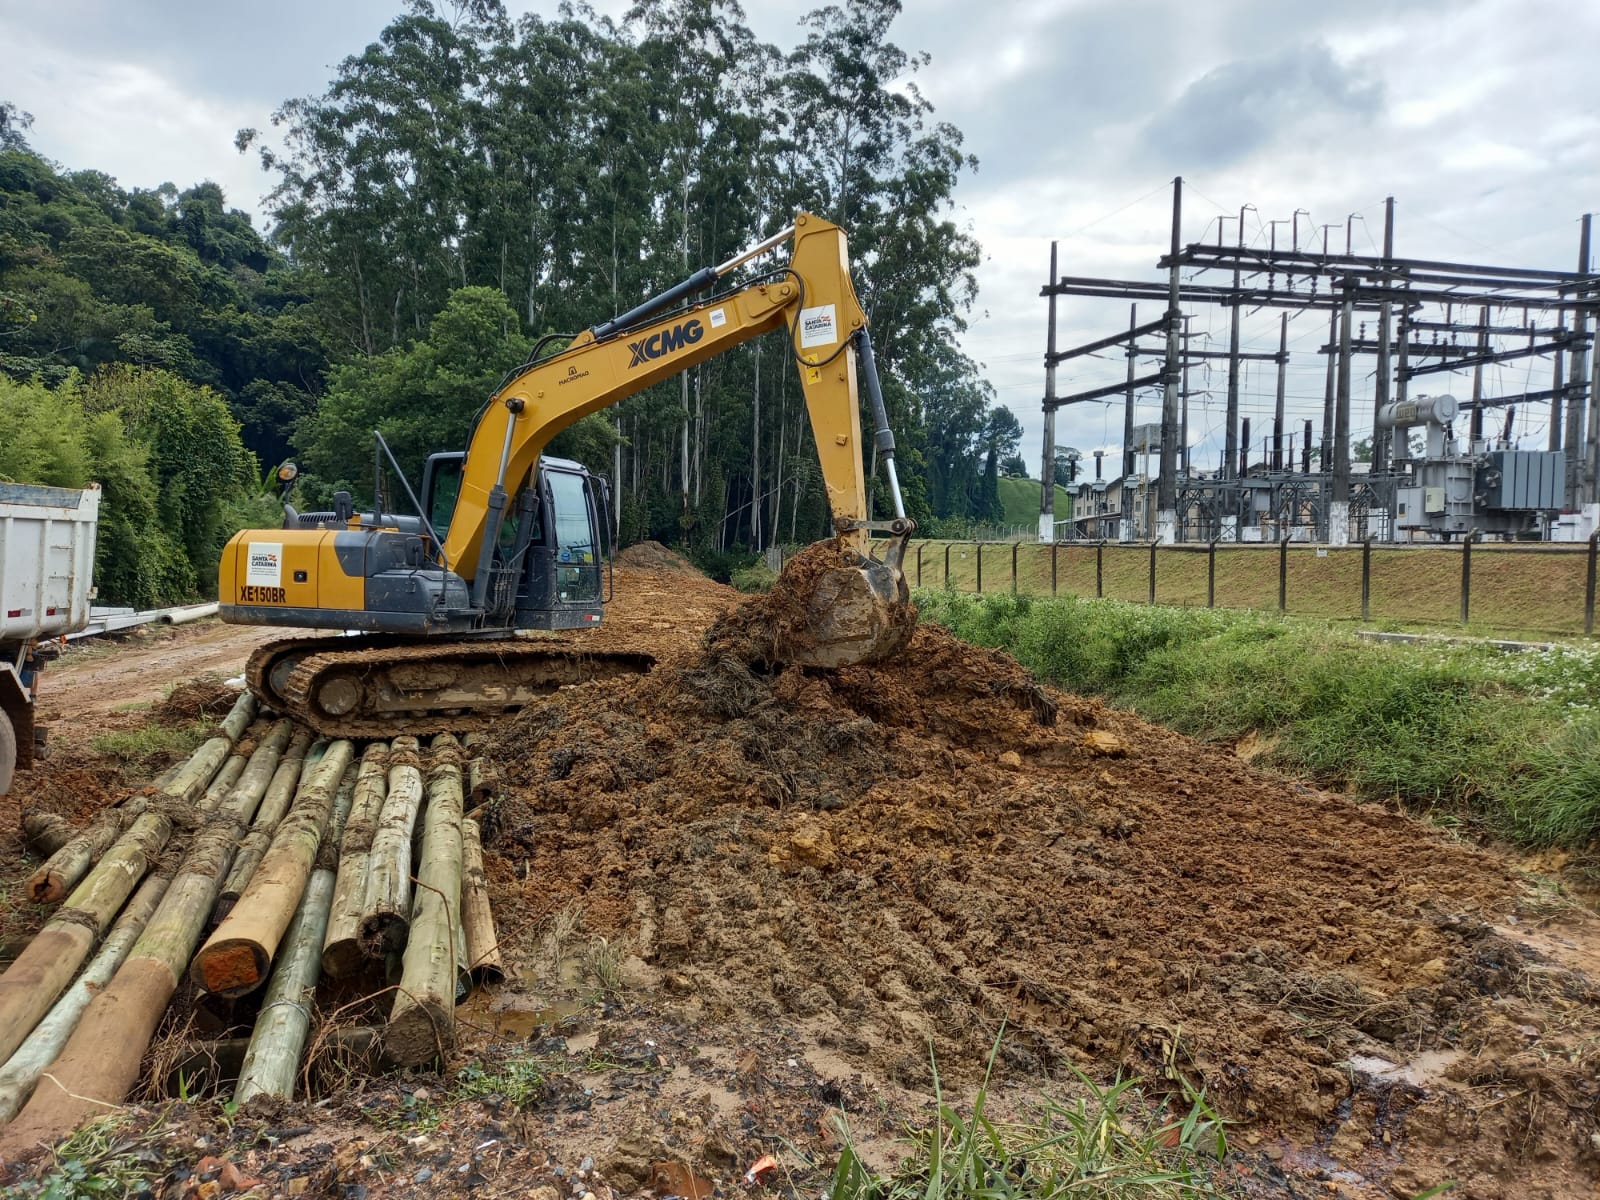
997,477,1072,528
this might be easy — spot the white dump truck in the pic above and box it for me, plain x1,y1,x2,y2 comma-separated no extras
0,482,100,795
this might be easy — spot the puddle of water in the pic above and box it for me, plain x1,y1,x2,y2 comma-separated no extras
491,999,586,1039
1345,1049,1462,1089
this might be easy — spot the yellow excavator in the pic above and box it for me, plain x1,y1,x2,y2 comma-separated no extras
218,213,917,736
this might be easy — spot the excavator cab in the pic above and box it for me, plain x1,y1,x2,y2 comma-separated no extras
421,451,610,632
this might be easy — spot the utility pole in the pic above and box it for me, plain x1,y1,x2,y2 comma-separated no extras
1321,306,1338,474
1565,214,1591,504
1179,314,1193,475
1156,177,1181,542
1122,304,1138,481
1469,304,1489,448
1223,206,1250,484
1373,198,1395,471
1039,241,1059,542
1273,312,1288,471
1330,281,1354,545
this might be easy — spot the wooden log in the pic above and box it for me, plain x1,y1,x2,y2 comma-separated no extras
466,756,499,805
461,818,505,986
0,720,283,1066
213,728,323,921
234,762,357,1103
322,743,390,977
358,737,424,959
385,735,465,1067
21,714,263,906
164,692,259,805
0,864,172,1127
170,1027,382,1095
20,813,73,859
0,715,305,1155
192,740,355,997
24,803,139,904
198,749,250,811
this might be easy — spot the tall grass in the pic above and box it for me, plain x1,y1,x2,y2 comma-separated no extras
829,1057,1229,1200
916,590,1600,850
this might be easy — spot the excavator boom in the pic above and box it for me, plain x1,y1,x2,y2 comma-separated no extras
220,213,917,733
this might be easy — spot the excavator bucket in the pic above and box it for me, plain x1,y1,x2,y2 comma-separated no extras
772,535,916,668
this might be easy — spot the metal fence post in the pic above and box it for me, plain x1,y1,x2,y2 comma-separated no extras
1148,540,1158,605
1096,541,1104,598
915,542,923,588
1051,542,1058,596
976,541,983,594
1207,539,1217,607
1012,541,1020,594
1278,536,1289,614
1361,536,1372,621
1587,532,1598,635
1460,531,1475,626
944,542,951,589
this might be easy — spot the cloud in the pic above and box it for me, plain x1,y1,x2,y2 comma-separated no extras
1140,41,1383,170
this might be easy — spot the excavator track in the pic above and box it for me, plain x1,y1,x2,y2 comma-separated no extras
245,637,655,738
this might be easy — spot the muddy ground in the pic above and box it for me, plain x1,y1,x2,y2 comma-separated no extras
3,548,1599,1199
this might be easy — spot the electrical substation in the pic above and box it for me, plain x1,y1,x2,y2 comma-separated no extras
1038,178,1599,545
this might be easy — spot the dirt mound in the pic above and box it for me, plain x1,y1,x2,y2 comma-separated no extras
705,537,917,667
483,591,1600,1197
153,676,240,725
614,541,698,573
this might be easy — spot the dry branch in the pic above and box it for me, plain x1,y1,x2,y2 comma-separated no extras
322,743,390,978
461,818,504,985
385,735,465,1066
192,740,354,997
358,737,424,959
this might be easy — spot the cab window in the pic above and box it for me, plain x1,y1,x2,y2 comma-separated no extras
547,471,597,565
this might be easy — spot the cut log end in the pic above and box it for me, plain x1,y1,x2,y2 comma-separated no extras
190,940,271,999
383,1000,455,1067
26,871,68,905
320,938,368,980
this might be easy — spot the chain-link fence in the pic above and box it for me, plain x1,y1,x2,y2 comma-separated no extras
903,536,1600,638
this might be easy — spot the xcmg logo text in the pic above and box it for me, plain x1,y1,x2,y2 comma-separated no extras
628,319,704,368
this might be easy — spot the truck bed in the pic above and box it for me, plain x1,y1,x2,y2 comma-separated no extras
0,482,101,644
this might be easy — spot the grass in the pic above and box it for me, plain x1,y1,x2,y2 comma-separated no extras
916,588,1600,851
997,477,1074,530
89,719,209,767
906,538,1595,641
826,1042,1230,1200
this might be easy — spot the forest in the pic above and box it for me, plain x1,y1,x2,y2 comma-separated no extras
0,0,1026,603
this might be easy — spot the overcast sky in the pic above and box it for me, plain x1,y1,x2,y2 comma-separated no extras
4,0,1596,482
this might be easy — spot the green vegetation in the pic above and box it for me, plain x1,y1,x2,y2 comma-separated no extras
0,369,275,606
829,1059,1228,1200
909,538,1594,639
917,589,1600,850
995,477,1073,530
91,718,211,768
4,0,1020,580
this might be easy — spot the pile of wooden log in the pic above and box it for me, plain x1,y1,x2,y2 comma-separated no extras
0,697,504,1152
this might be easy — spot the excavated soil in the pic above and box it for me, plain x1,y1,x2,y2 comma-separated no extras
6,562,1600,1197
612,540,698,573
481,560,1600,1199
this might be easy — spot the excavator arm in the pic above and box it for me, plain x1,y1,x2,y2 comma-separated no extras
443,213,912,598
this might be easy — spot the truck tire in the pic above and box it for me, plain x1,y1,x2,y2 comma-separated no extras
0,710,14,797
